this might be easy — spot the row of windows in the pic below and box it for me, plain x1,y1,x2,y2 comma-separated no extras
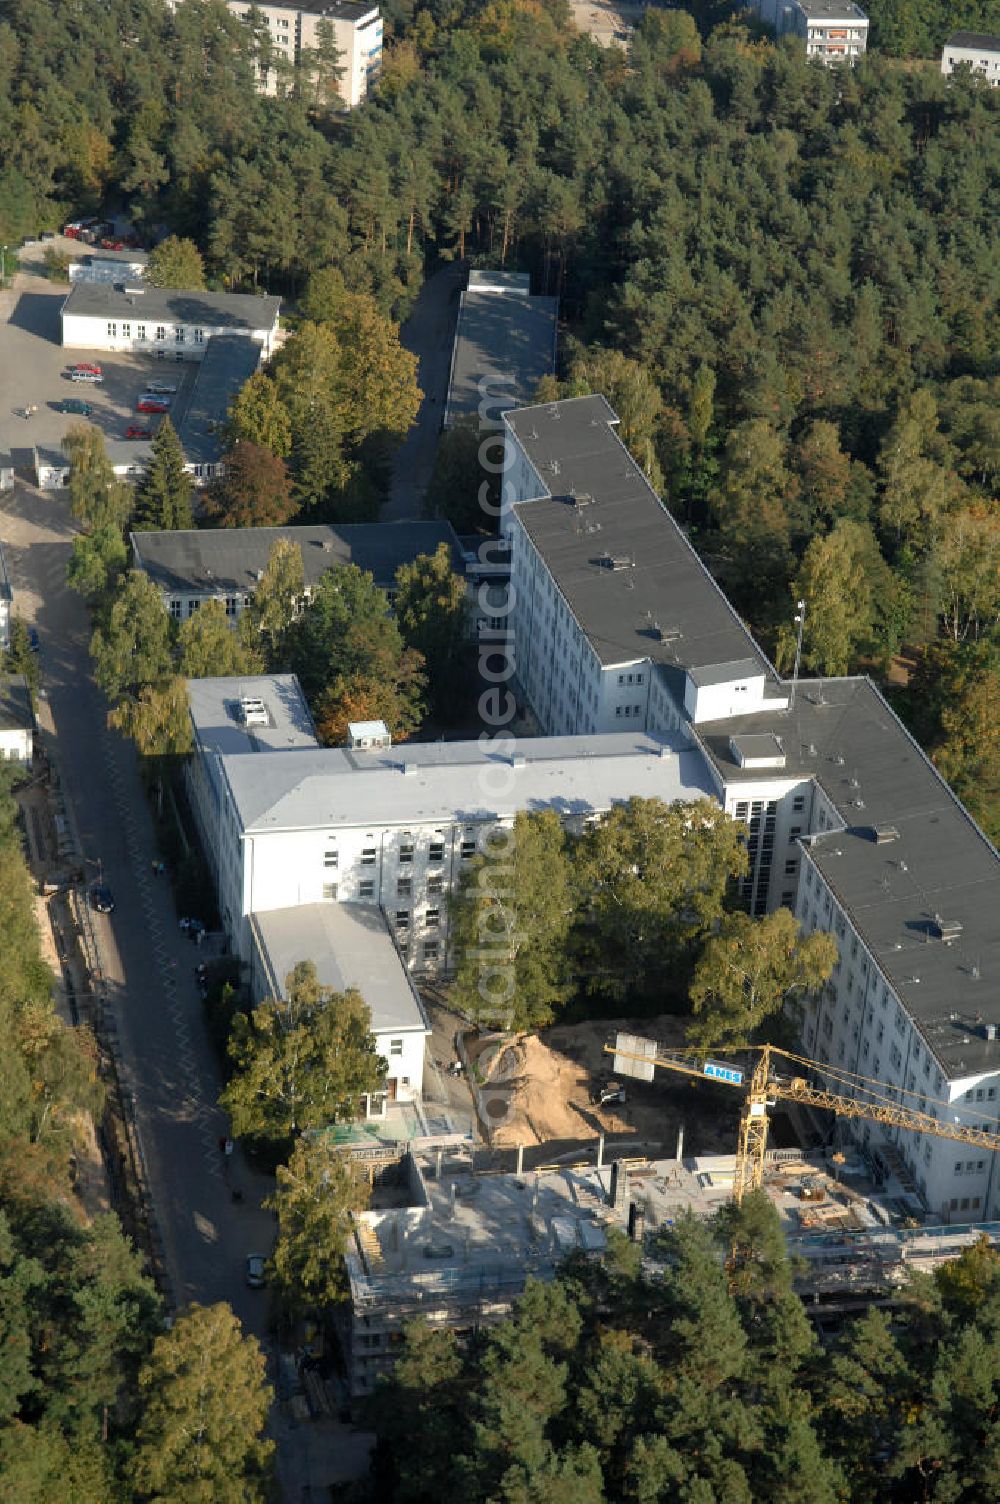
106,322,206,342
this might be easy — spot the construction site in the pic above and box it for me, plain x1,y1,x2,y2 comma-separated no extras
341,1131,1000,1398
338,1024,1000,1396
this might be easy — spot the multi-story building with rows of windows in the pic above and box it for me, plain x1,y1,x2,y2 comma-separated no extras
498,394,1000,1222
181,396,1000,1217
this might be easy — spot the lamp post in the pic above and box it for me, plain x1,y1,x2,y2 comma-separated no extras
789,599,806,711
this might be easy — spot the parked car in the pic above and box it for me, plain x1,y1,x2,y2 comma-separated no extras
27,628,40,652
137,397,169,413
70,361,102,375
89,883,116,914
139,392,172,408
70,369,103,384
99,238,126,250
126,425,152,440
144,380,178,395
590,1079,626,1108
59,398,93,416
245,1255,266,1289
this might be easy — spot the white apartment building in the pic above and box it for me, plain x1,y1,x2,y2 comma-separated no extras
941,31,1000,84
60,283,281,360
753,0,868,60
502,396,787,740
230,0,382,107
184,674,715,975
0,677,34,765
500,393,1000,1222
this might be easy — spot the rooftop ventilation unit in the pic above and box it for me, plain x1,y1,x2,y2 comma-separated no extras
511,754,526,769
237,696,268,727
401,762,418,776
930,915,963,944
604,554,633,572
873,825,900,844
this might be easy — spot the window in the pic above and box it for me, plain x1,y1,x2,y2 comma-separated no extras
784,860,797,876
389,1039,403,1056
781,890,794,908
155,325,166,340
955,1162,964,1175
324,850,338,868
423,940,439,961
396,910,410,929
322,882,338,901
359,880,374,898
121,322,131,337
361,847,376,866
427,873,444,896
169,600,183,620
136,324,146,340
187,599,200,616
397,877,412,898
793,795,806,812
399,842,414,864
460,840,476,860
426,908,440,929
429,841,444,862
175,327,185,343
790,826,802,838
194,328,204,343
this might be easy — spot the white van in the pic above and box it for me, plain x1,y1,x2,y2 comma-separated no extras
70,369,103,384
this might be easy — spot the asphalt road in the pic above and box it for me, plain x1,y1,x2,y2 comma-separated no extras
384,261,464,521
0,482,276,1326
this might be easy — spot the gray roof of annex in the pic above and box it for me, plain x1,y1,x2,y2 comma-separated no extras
446,284,558,429
944,31,1000,50
132,520,463,596
61,282,281,331
251,903,428,1037
176,335,263,467
695,677,1000,1078
505,396,777,681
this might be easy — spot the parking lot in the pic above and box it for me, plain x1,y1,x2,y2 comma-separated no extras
0,240,198,464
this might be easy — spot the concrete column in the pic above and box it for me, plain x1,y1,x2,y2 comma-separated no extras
676,1125,684,1163
516,1143,524,1176
597,1134,605,1170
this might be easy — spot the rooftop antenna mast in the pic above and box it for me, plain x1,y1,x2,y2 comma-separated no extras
789,599,806,711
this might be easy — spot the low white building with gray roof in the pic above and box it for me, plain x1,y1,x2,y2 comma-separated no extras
132,519,465,623
60,282,281,359
250,903,430,1118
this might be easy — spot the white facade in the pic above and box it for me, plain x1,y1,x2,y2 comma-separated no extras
229,0,383,107
797,851,1000,1221
60,285,280,360
754,0,868,60
941,33,1000,84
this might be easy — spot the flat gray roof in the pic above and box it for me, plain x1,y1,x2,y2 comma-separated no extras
945,31,1000,49
132,521,464,596
251,903,428,1037
796,0,868,17
176,334,262,467
80,248,148,266
61,283,281,331
695,678,1000,1079
188,674,319,755
214,724,716,834
445,285,558,429
505,396,776,679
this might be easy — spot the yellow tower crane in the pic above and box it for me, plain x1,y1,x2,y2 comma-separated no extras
605,1036,1000,1204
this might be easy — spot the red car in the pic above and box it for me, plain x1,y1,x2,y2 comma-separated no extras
126,425,152,440
137,398,169,414
71,361,103,376
100,238,126,250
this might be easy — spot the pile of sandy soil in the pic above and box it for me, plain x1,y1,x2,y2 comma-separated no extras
486,1033,630,1147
